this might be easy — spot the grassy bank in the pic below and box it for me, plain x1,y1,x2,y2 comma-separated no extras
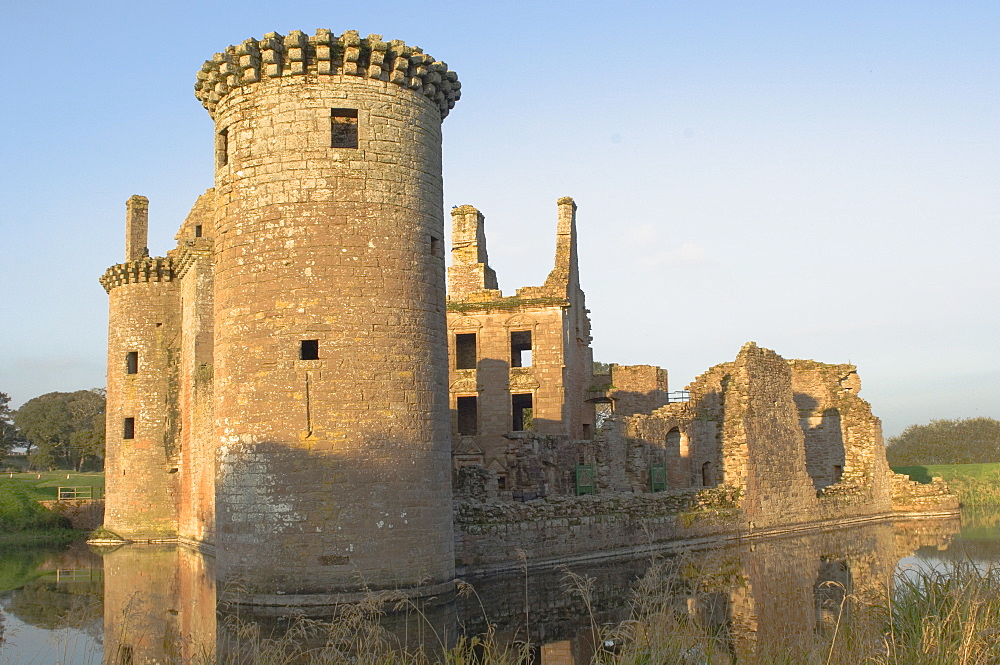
0,470,104,500
893,462,1000,505
0,473,102,544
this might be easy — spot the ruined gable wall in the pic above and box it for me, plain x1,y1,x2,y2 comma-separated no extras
722,343,818,527
789,359,894,516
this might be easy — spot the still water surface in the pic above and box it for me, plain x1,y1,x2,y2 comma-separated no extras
1,510,994,664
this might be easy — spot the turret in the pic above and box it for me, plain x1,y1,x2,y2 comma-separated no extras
200,30,461,598
100,197,180,539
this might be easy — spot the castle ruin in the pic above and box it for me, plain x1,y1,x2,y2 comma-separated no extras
99,29,955,602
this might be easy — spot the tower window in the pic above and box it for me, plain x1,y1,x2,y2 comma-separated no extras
510,331,532,367
331,108,359,148
125,351,138,375
455,334,477,370
217,127,229,166
194,225,203,238
123,418,135,440
457,396,478,435
512,393,533,431
300,340,319,360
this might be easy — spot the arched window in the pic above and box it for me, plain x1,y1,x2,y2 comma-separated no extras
701,461,714,487
666,428,681,456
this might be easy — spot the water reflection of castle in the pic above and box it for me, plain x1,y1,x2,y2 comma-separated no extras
97,517,959,664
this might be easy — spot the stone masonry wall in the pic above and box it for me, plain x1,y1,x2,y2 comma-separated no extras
454,488,741,573
175,191,216,544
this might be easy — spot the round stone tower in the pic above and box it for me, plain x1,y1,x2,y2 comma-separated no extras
100,196,181,540
194,30,460,597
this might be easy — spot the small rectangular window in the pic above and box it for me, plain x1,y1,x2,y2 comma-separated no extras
331,108,359,148
457,396,478,435
125,351,138,375
512,393,533,431
430,236,442,258
194,225,203,238
511,330,532,367
300,340,319,360
455,333,477,370
218,128,229,166
123,418,135,440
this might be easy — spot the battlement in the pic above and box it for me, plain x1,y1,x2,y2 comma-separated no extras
194,29,461,118
100,257,175,293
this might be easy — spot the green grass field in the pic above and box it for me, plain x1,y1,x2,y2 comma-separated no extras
0,471,105,501
0,471,104,544
893,462,1000,505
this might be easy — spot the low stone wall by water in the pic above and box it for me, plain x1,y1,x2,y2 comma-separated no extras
891,473,960,513
39,499,105,530
454,488,742,573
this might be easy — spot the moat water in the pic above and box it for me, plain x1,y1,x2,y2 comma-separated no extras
0,509,993,665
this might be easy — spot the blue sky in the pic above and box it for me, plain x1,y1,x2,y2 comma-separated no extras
1,1,997,437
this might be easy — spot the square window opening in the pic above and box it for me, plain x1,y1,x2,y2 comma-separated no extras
123,417,135,440
125,351,138,375
300,339,319,360
510,330,532,367
456,396,478,435
455,333,477,370
331,108,359,149
512,393,533,431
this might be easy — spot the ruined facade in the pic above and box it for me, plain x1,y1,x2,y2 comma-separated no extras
99,28,955,601
446,198,595,495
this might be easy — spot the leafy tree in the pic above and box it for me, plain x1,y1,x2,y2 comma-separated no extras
593,360,611,376
12,390,106,471
0,393,19,462
887,417,1000,466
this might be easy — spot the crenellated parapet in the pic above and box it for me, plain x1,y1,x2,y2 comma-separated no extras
100,257,175,293
194,29,461,118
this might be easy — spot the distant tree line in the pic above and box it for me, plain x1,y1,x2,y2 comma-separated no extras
0,390,106,471
886,417,1000,466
